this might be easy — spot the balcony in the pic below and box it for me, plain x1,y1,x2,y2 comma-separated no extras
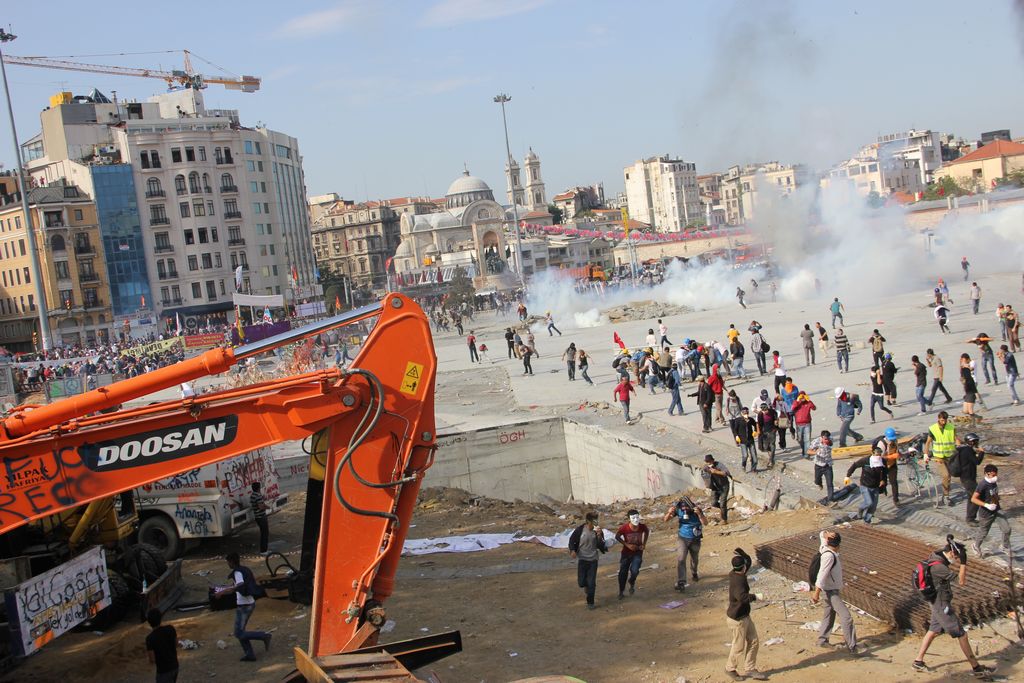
150,217,170,226
145,190,166,199
83,300,102,310
220,184,238,193
160,297,184,306
176,188,187,196
44,221,67,229
224,211,242,220
232,264,249,272
215,155,234,165
74,244,95,255
228,237,246,246
154,244,175,254
158,271,180,281
79,273,99,283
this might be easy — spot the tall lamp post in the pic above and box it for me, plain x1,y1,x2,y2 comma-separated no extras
493,94,526,290
0,29,52,352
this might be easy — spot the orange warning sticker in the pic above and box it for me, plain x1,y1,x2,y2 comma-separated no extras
400,361,423,395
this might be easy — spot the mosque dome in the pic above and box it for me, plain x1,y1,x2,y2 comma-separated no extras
445,169,495,209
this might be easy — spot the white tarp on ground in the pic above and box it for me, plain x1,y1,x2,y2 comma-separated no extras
402,529,617,555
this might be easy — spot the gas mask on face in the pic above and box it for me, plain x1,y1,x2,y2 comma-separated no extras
629,514,640,525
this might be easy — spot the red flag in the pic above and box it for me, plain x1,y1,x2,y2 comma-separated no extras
613,331,625,349
291,264,299,284
334,295,341,311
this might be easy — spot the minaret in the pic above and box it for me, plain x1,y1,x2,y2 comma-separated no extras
505,158,525,206
524,147,546,211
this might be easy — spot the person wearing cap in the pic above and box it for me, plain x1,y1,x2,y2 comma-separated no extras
845,447,887,523
924,411,961,506
703,454,732,522
997,344,1019,405
812,530,859,655
954,434,985,525
663,497,706,592
835,387,864,447
912,536,994,677
725,548,767,681
971,464,1011,558
614,509,650,599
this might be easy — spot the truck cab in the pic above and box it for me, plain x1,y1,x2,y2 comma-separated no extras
135,447,288,558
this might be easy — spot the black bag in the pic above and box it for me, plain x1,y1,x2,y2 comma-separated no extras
912,559,943,603
232,566,266,599
808,549,835,586
946,450,963,478
761,339,770,353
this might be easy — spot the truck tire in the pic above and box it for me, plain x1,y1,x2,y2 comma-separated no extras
90,571,131,629
123,543,168,587
138,515,182,559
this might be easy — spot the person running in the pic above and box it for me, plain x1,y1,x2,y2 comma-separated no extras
830,298,845,327
835,387,864,447
467,330,479,363
961,256,970,281
997,344,1019,404
562,343,577,381
734,406,759,472
771,351,786,394
145,608,179,683
809,430,836,502
881,354,899,406
756,401,778,468
568,511,607,609
614,509,650,599
935,302,951,334
912,355,931,415
658,319,672,347
703,454,732,522
216,553,271,662
725,547,767,681
736,286,747,309
912,536,994,678
613,375,636,423
816,322,830,356
664,496,706,592
504,327,516,359
812,530,859,655
751,327,768,376
545,311,562,336
925,348,954,404
690,376,714,432
955,433,985,525
924,410,960,506
578,349,594,385
520,343,534,376
971,464,1012,558
834,328,850,373
969,282,982,315
868,330,886,368
845,447,887,523
960,354,978,416
800,323,816,366
791,390,816,458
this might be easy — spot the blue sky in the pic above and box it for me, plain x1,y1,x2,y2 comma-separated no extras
3,1,1024,202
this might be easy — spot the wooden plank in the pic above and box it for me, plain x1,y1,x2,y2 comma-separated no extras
832,435,916,460
312,652,397,668
294,647,333,683
328,668,414,682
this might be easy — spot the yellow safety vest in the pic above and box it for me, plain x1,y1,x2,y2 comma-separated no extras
928,423,956,459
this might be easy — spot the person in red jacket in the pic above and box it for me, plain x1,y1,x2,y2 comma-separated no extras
791,391,817,458
613,377,636,423
708,362,726,425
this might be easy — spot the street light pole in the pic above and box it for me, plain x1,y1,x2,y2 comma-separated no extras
493,94,526,290
0,29,52,352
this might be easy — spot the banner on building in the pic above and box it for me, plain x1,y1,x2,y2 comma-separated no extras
230,320,291,346
232,293,285,308
4,547,111,656
119,336,184,357
184,333,226,349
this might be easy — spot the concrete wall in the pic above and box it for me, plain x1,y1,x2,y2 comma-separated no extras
430,418,571,502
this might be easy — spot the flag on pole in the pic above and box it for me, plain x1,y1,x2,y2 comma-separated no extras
235,307,244,344
334,294,341,311
175,313,183,336
140,295,146,309
291,264,299,286
263,307,272,323
234,265,243,291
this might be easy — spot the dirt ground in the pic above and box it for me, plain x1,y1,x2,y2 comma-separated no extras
5,484,1022,683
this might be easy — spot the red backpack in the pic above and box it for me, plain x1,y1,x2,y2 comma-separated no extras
912,559,943,603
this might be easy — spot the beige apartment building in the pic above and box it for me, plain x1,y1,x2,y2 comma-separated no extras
623,155,701,232
935,140,1024,192
0,183,114,350
721,162,807,225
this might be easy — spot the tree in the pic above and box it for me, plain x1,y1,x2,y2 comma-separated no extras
446,266,476,310
995,169,1024,189
921,176,970,201
684,216,707,229
547,204,564,224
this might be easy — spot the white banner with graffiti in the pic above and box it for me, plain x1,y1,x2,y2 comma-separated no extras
4,546,111,656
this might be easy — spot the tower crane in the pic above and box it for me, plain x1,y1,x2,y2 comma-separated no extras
1,49,260,92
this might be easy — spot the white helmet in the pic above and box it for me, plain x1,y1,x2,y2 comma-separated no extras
834,387,845,399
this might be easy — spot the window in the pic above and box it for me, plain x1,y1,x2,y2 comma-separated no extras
261,266,270,277
257,161,263,171
140,151,150,169
260,245,267,256
250,181,259,192
252,202,262,214
261,182,267,193
269,244,275,255
202,173,211,192
247,160,256,172
179,202,190,218
206,280,216,300
211,228,219,242
19,239,25,256
184,229,194,245
193,199,206,216
244,141,254,154
198,228,208,244
151,150,161,168
215,253,222,268
161,286,170,301
198,146,206,161
150,204,167,220
28,294,34,310
189,172,201,194
146,177,162,197
201,253,212,269
185,146,195,162
167,258,177,276
191,282,201,298
228,226,242,243
188,255,198,271
51,234,65,251
207,200,215,216
175,175,187,195
23,266,30,283
221,173,234,190
263,202,270,213
265,224,272,234
224,199,239,216
256,224,264,235
219,280,226,295
59,289,74,308
171,148,182,163
172,285,181,300
155,232,171,249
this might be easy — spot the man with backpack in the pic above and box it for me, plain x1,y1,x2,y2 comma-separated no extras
912,536,995,677
568,511,607,609
663,496,707,592
666,365,684,416
216,553,270,662
948,433,985,525
811,530,860,655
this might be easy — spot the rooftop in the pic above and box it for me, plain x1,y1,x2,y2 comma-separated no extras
946,139,1024,165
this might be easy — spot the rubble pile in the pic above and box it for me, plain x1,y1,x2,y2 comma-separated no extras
603,300,693,325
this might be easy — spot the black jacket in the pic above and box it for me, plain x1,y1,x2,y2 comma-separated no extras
847,456,887,489
689,383,713,406
953,445,985,481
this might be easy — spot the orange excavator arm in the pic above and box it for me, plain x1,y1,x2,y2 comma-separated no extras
0,294,442,669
